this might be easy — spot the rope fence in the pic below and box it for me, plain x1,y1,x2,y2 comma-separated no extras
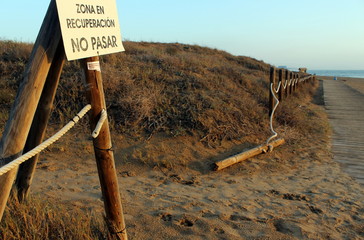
214,67,315,170
0,104,96,176
269,67,315,115
265,66,316,150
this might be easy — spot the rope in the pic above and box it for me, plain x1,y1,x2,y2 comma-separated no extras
265,82,280,152
92,109,107,138
283,79,288,89
0,104,92,176
274,81,282,93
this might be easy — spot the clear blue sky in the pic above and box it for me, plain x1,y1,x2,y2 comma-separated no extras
1,0,363,70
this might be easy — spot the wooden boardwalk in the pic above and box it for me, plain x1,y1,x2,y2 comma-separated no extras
323,80,364,184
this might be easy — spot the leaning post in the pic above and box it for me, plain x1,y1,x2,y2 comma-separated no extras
82,56,128,240
15,42,66,201
0,0,61,220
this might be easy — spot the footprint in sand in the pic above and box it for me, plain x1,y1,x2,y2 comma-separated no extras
179,218,194,227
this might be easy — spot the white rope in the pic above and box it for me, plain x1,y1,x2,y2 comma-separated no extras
265,82,280,152
92,109,107,138
283,79,288,89
274,81,282,93
0,104,92,176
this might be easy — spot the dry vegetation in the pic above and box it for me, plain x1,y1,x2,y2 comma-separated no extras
0,194,107,240
1,40,274,143
0,40,326,239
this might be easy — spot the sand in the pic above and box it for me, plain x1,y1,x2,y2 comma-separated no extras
28,81,364,239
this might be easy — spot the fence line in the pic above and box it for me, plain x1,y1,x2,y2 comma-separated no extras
269,67,315,115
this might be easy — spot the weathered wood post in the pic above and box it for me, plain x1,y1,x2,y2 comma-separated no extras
294,73,298,92
288,72,291,91
278,69,284,101
269,67,276,116
0,0,61,220
285,70,290,98
289,72,294,95
15,42,65,201
82,56,128,240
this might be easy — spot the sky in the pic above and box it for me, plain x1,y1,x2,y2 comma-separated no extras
1,0,363,70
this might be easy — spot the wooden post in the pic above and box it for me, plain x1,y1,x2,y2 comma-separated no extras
278,69,284,101
289,72,294,95
15,42,65,202
269,67,276,116
82,57,128,240
294,74,298,92
0,0,61,220
285,70,290,98
287,72,291,96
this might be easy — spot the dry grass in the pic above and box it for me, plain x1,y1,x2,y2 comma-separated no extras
0,194,107,240
0,41,32,131
60,41,272,145
0,40,273,142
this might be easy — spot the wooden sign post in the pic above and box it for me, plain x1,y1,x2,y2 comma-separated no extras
0,0,128,239
82,57,127,239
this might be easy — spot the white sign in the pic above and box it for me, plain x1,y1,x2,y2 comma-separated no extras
56,0,125,61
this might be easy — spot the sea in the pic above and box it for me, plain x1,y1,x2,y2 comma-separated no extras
307,70,364,79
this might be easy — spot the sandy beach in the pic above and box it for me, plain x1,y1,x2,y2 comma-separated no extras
27,79,364,240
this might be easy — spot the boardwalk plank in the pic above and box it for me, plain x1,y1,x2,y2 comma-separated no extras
323,80,364,185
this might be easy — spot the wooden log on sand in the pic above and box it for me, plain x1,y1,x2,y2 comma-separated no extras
214,138,285,171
